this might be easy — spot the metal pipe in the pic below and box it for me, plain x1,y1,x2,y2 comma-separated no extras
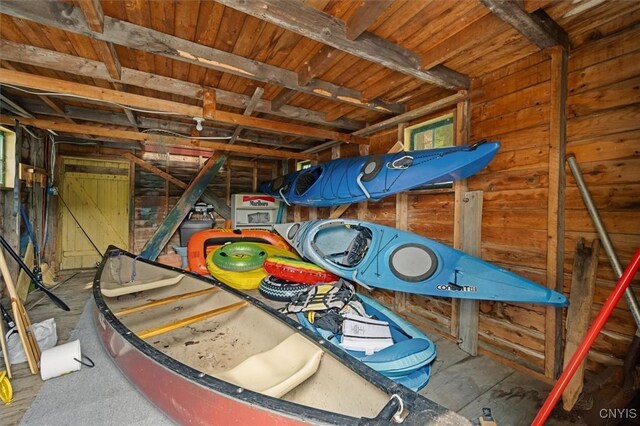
566,155,640,330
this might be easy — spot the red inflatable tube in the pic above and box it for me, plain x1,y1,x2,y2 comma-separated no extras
187,229,293,275
263,256,339,285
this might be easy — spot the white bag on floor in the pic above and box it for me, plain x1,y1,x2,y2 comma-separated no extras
0,317,58,364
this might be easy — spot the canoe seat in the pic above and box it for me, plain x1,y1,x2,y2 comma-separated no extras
215,334,323,398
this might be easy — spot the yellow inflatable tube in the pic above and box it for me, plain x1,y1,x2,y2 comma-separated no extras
206,243,299,290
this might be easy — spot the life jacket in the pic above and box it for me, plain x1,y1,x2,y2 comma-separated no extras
283,279,367,334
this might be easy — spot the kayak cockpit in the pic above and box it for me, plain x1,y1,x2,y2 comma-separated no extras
312,224,372,268
294,167,323,197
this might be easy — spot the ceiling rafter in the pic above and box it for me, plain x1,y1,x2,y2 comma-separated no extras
215,0,470,90
0,0,404,115
18,99,309,149
0,115,316,161
75,0,141,131
229,87,263,144
480,0,569,50
0,68,366,144
0,40,362,130
1,61,76,124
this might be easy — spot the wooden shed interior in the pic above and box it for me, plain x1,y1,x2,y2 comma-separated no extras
0,0,638,424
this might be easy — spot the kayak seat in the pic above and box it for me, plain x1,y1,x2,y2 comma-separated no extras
215,334,323,398
343,229,371,266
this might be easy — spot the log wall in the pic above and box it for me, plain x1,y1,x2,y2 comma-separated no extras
564,24,640,372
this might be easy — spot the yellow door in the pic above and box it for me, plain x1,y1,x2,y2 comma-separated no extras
59,157,130,269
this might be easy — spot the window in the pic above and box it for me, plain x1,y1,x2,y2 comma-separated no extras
404,114,453,151
403,114,455,190
296,160,312,171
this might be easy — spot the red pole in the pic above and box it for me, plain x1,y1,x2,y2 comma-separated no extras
532,247,640,425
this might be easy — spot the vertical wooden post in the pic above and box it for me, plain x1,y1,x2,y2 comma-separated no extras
562,239,599,410
252,164,258,192
202,87,216,120
225,163,232,205
357,144,369,221
451,95,470,338
394,124,408,311
128,157,135,251
457,191,483,355
309,159,318,220
140,153,227,260
545,45,568,378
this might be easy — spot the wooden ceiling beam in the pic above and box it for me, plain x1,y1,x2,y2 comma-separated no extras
480,0,569,49
270,89,297,112
215,0,469,90
298,45,338,87
0,40,363,130
0,0,402,114
20,100,310,149
0,115,317,161
353,92,468,137
345,0,394,40
0,68,365,143
1,61,75,124
75,0,103,32
229,87,263,144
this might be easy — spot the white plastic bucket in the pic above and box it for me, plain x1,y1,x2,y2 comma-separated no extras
40,340,82,380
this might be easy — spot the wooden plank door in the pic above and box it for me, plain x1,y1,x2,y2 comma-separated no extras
59,157,130,269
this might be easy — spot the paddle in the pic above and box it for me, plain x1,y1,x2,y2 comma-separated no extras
0,235,70,311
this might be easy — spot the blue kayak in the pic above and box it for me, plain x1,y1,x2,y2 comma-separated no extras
274,219,569,307
297,292,436,392
259,141,500,207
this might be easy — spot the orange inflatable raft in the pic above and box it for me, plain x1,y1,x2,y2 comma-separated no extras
187,228,293,275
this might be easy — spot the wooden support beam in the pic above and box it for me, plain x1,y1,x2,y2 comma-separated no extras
480,0,569,49
451,98,470,338
75,0,104,32
0,40,363,130
230,87,263,144
0,115,316,161
1,61,75,124
353,92,467,137
270,89,297,112
218,0,469,90
345,0,393,40
457,191,483,356
202,88,216,120
562,239,599,411
0,0,403,114
140,153,227,260
121,152,231,219
0,68,364,144
545,45,568,378
298,45,337,86
92,40,121,80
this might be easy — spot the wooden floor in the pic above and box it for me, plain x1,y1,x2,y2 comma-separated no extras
1,269,585,425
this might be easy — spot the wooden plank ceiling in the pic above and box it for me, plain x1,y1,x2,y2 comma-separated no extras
0,0,637,160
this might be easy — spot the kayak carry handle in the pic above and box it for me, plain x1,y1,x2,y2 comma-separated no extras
356,172,371,199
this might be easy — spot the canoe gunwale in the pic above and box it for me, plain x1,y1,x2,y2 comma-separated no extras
93,246,448,425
